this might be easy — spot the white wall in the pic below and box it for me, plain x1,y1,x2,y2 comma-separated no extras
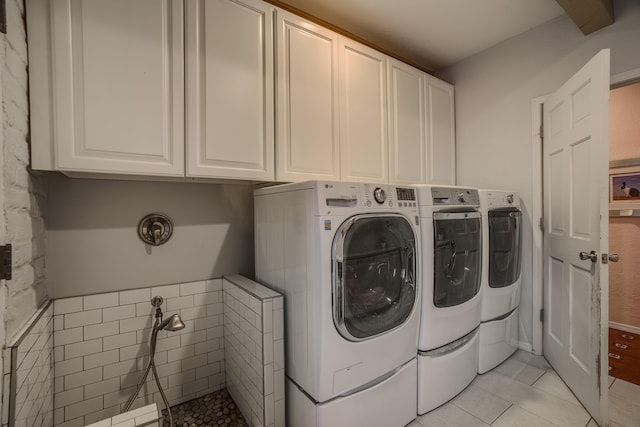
438,0,640,351
1,0,48,340
45,175,255,299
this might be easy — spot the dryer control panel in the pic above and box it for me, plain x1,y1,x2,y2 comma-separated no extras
431,187,479,206
484,191,521,209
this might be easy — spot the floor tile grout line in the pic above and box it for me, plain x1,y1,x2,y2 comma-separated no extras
583,417,595,427
492,402,562,427
477,368,592,418
487,402,513,425
531,371,586,407
448,392,508,426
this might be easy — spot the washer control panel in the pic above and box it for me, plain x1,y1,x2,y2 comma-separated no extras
320,182,417,212
373,187,387,204
360,184,417,209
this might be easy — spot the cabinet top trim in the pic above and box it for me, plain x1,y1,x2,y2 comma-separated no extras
264,0,436,76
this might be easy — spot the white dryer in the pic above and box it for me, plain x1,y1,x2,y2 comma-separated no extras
478,190,522,374
414,185,482,414
254,181,421,427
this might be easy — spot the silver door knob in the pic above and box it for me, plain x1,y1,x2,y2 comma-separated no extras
579,251,598,262
608,253,620,262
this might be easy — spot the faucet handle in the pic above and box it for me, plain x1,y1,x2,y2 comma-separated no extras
138,214,173,246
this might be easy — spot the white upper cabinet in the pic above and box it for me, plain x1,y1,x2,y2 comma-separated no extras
35,0,185,176
28,1,455,184
387,58,426,185
339,37,388,184
186,0,274,180
275,9,340,182
425,75,456,185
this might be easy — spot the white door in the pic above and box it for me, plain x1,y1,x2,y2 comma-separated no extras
186,0,274,180
543,49,610,425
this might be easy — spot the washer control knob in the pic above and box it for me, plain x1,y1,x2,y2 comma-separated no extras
506,194,514,204
456,192,466,203
373,188,386,204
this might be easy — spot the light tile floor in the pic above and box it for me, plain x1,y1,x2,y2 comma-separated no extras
407,349,640,427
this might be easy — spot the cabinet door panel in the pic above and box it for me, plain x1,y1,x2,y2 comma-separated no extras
339,38,387,183
187,0,274,179
388,59,425,184
52,0,184,175
276,10,339,182
426,77,456,185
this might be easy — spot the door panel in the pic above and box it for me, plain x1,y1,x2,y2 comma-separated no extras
52,0,184,175
276,10,340,181
548,257,564,345
186,0,274,179
542,49,609,425
387,58,426,184
339,38,388,183
426,77,456,185
570,265,592,371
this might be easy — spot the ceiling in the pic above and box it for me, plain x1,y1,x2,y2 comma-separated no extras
274,0,567,72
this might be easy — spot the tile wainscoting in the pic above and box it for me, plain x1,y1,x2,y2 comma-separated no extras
223,275,285,427
2,275,281,427
52,279,227,427
2,302,55,427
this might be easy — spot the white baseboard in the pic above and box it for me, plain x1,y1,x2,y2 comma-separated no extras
518,342,536,354
609,321,640,335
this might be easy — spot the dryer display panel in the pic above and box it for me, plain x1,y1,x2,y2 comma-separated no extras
488,208,522,288
433,211,481,307
333,215,416,341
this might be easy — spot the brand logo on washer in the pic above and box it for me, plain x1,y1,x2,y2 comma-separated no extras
324,220,332,230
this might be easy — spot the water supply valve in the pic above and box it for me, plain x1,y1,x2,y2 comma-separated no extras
138,213,173,246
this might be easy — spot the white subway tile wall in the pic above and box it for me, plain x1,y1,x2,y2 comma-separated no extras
53,280,227,426
2,302,54,427
223,275,285,427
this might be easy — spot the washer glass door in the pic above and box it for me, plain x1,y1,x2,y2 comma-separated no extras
488,208,522,288
433,211,482,307
333,215,416,341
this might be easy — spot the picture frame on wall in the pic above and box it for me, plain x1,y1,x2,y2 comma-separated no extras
609,158,640,213
610,168,640,201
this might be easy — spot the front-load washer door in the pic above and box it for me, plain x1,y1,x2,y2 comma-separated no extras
488,208,522,288
433,211,482,307
333,214,416,341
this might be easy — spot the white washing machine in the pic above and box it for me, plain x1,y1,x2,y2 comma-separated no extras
254,181,421,427
478,190,522,374
414,185,482,414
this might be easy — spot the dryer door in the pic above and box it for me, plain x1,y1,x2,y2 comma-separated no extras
488,208,522,288
333,214,416,341
433,211,482,307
